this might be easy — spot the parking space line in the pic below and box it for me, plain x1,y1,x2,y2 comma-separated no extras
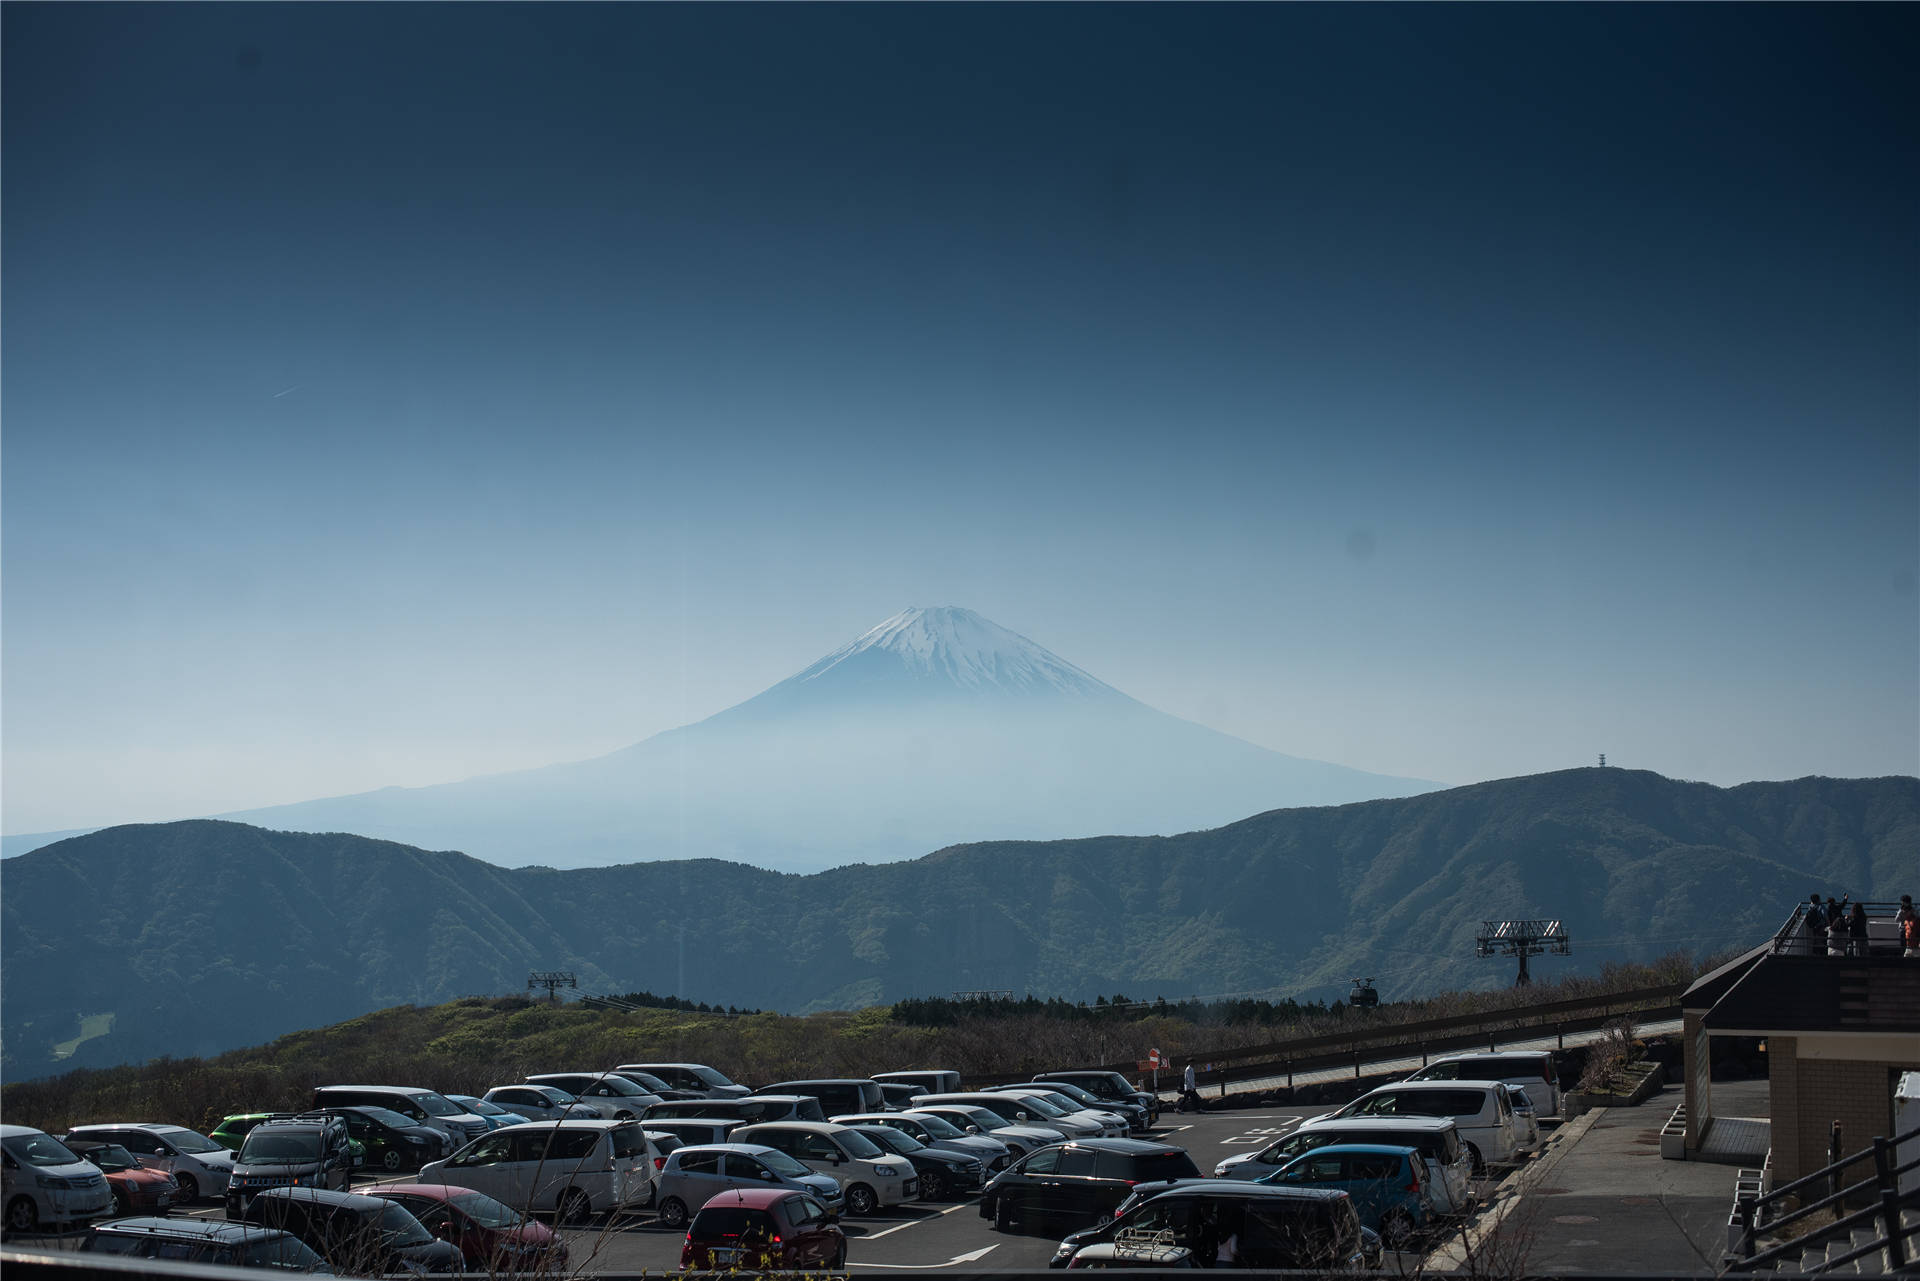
858,1200,982,1241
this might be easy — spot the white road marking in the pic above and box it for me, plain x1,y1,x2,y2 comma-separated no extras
855,1243,999,1268
857,1200,982,1241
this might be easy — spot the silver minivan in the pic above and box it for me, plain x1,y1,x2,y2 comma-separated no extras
652,1143,844,1229
1320,1081,1517,1171
1401,1051,1561,1119
417,1120,656,1224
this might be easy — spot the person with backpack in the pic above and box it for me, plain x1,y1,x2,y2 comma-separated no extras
1802,893,1828,956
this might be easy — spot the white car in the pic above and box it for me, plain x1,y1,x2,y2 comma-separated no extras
730,1122,918,1215
60,1123,235,1203
1400,1051,1561,1120
2,1125,114,1232
906,1105,1063,1159
1318,1080,1519,1172
418,1119,656,1223
832,1111,1014,1171
483,1084,601,1122
525,1072,664,1119
992,1087,1129,1137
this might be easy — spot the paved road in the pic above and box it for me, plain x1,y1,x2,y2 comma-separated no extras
5,1107,1545,1271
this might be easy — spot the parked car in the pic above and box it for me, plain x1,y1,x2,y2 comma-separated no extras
3,1125,115,1232
878,1082,927,1111
838,1122,986,1199
226,1117,355,1219
613,1063,751,1100
1032,1071,1161,1128
678,1187,845,1271
1050,1179,1371,1271
367,1183,567,1272
417,1119,657,1224
874,1070,963,1095
61,1123,236,1204
652,1143,845,1229
834,1111,1013,1172
1400,1051,1561,1119
1503,1086,1543,1157
1024,1079,1151,1134
80,1215,329,1271
446,1094,527,1131
1213,1116,1474,1215
729,1122,918,1215
642,1095,828,1126
756,1079,891,1118
300,1106,447,1173
1319,1081,1518,1172
905,1104,1061,1159
981,1139,1200,1232
915,1093,1072,1146
311,1087,490,1149
66,1141,179,1218
209,1114,280,1155
985,1087,1127,1137
643,1118,745,1149
524,1072,663,1119
610,1068,704,1101
1257,1144,1433,1246
483,1084,600,1123
240,1186,462,1274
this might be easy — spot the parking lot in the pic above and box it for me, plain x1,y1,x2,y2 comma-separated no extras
8,1103,1534,1272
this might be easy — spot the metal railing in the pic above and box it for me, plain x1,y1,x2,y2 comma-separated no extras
1723,1124,1920,1273
1768,900,1911,956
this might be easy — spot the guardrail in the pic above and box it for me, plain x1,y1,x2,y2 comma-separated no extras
1724,1125,1920,1272
1010,982,1685,1095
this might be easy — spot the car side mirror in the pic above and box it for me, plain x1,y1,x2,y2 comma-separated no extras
1015,1112,1029,1121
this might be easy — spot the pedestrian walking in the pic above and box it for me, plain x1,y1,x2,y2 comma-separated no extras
1180,1061,1201,1112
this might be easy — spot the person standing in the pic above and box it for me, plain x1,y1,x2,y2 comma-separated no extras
1843,901,1869,957
1803,893,1828,956
1181,1061,1200,1112
1899,895,1918,958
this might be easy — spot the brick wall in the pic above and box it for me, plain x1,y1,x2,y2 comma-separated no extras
1770,1039,1909,1198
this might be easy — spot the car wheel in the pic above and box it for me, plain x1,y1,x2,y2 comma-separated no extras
557,1189,592,1226
831,1243,847,1269
917,1167,949,1200
844,1184,878,1216
1382,1209,1418,1249
175,1174,200,1204
5,1196,39,1234
993,1194,1018,1233
1466,1143,1485,1176
382,1149,403,1172
657,1197,689,1230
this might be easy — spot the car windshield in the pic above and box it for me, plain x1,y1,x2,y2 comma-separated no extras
1044,1083,1098,1106
835,1130,883,1160
417,1094,462,1117
160,1128,224,1154
356,1108,416,1131
1014,1094,1067,1117
960,1108,1013,1133
539,1087,580,1104
601,1078,647,1097
240,1132,322,1163
692,1067,738,1089
860,1128,917,1155
623,1071,672,1092
908,1113,965,1139
448,1191,519,1228
82,1144,138,1172
376,1201,434,1245
757,1150,811,1178
1037,1092,1088,1113
466,1099,510,1116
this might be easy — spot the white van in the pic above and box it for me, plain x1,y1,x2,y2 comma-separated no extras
418,1119,656,1224
1320,1081,1517,1171
731,1122,918,1215
2,1125,114,1232
1213,1116,1474,1214
1399,1051,1561,1118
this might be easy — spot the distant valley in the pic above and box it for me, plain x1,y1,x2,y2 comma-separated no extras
4,767,1914,1079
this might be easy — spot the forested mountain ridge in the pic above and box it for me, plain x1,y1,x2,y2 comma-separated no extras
4,768,1914,1078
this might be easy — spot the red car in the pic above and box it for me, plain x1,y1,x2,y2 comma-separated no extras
366,1183,567,1273
680,1187,845,1272
68,1141,179,1217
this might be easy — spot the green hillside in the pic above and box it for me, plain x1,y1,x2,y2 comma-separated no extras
3,767,1914,1078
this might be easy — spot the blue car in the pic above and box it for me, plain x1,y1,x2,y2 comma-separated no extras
445,1096,526,1130
1257,1144,1432,1246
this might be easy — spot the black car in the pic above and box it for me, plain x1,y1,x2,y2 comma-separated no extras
1033,1072,1160,1127
840,1123,986,1200
239,1186,462,1274
81,1216,330,1272
981,1139,1200,1232
297,1107,445,1172
1050,1180,1370,1271
1029,1079,1151,1133
226,1118,355,1218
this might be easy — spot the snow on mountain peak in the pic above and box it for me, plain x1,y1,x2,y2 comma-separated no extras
787,606,1124,699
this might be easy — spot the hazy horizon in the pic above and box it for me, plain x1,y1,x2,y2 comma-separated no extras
5,4,1916,836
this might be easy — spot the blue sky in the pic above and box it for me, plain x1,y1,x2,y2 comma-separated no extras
5,4,1915,834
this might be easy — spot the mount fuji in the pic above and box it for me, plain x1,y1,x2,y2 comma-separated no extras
26,608,1437,872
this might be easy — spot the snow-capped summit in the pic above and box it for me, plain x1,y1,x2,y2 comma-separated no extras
782,606,1122,700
